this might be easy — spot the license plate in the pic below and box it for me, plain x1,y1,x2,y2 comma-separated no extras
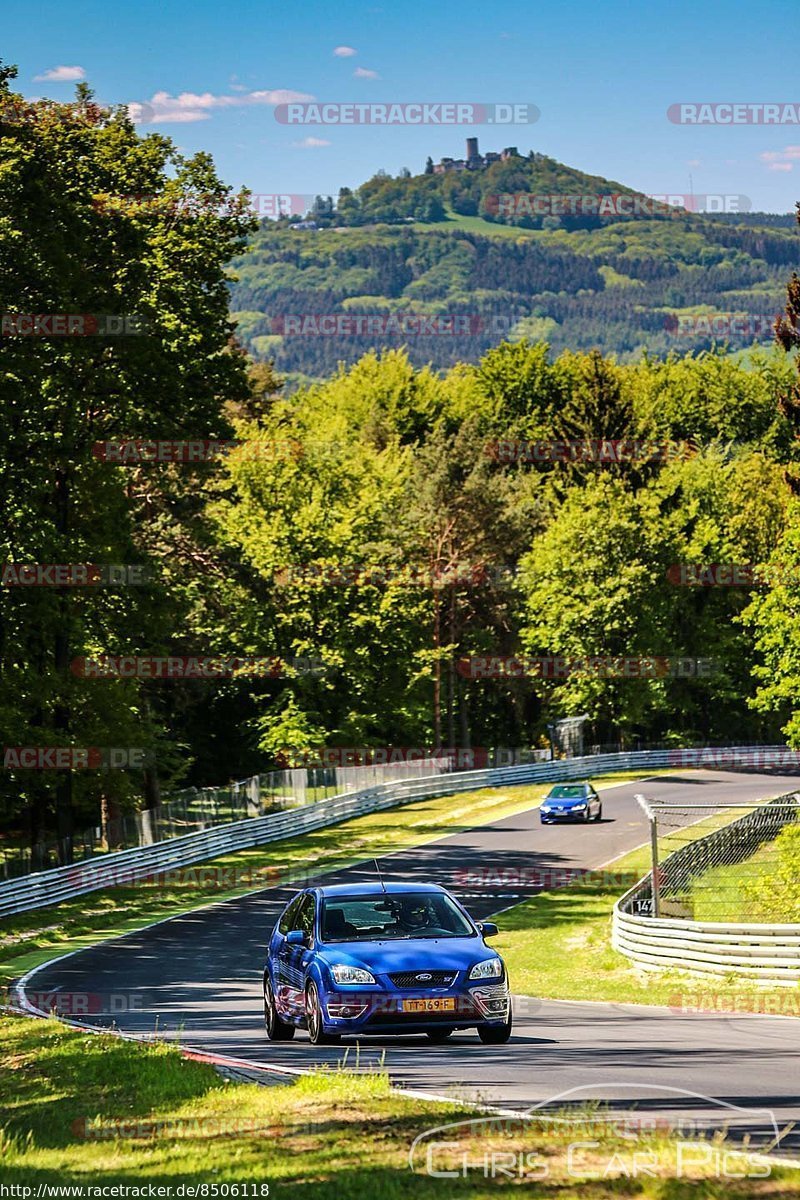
401,997,456,1013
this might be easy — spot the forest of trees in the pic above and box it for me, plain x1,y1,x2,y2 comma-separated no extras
3,64,800,861
231,215,798,374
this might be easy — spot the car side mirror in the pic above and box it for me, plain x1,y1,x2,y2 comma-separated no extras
286,929,307,946
478,921,498,938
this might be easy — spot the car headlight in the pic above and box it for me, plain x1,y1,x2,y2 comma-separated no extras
330,964,375,984
573,802,587,808
541,805,552,812
469,957,503,981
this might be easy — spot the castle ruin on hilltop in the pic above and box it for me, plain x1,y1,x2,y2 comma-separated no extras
432,138,522,174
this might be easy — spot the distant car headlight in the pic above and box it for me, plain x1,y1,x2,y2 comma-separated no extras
573,801,587,809
330,964,375,984
469,957,503,981
541,805,552,812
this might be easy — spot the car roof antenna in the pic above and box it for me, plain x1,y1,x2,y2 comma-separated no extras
374,858,387,893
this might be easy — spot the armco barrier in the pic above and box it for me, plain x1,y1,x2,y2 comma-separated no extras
1,745,796,919
613,790,800,981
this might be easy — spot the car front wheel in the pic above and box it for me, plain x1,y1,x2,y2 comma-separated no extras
478,1010,512,1044
264,975,295,1041
305,982,341,1045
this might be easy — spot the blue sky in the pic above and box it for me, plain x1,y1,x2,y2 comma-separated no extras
5,0,799,211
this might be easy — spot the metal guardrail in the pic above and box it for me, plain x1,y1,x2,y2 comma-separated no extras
1,755,468,879
1,744,797,920
613,790,800,981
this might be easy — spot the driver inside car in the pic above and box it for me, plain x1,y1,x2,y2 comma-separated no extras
395,898,438,933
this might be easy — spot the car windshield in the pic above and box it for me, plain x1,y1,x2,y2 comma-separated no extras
547,785,587,798
320,893,476,941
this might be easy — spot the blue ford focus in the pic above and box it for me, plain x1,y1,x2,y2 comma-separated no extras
263,882,512,1045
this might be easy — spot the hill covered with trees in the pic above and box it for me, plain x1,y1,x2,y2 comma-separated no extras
229,153,799,380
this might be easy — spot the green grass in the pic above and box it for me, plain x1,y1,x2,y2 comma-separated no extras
688,839,775,924
413,209,540,239
0,772,655,992
0,1014,788,1195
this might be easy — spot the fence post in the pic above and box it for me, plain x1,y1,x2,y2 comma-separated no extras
650,810,661,918
635,793,660,917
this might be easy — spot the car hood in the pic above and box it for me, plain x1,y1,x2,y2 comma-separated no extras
317,935,489,974
543,796,586,807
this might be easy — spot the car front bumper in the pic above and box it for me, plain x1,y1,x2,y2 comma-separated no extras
540,807,589,821
320,982,510,1033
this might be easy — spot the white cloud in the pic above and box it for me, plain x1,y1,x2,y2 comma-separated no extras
760,146,800,172
686,159,702,168
354,67,380,79
131,87,315,124
34,65,85,82
293,136,330,148
334,46,357,57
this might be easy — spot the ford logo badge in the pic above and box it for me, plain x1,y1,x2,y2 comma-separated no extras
416,973,432,981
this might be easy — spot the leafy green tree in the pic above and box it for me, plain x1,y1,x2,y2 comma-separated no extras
0,63,255,856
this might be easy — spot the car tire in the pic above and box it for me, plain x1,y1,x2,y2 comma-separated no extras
478,1010,513,1045
582,809,591,823
426,1029,454,1043
306,982,341,1045
595,803,603,821
264,975,295,1041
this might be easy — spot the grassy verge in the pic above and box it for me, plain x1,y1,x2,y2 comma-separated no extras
496,831,800,1011
0,1013,788,1195
689,840,775,923
689,823,800,924
0,772,654,992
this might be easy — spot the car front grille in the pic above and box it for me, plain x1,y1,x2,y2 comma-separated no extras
387,970,457,988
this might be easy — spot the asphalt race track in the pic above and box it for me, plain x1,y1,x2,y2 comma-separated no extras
20,770,800,1157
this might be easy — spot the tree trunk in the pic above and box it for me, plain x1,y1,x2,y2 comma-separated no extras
447,586,456,748
54,467,73,863
433,594,441,745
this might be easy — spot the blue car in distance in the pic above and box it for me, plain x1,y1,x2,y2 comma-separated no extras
540,781,602,824
263,882,512,1045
